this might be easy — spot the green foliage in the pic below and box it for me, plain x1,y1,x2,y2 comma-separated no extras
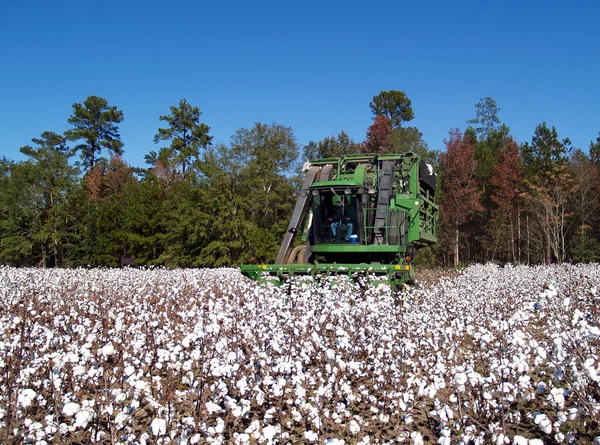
521,122,572,176
3,93,600,271
369,90,414,128
467,96,501,140
412,245,440,268
0,133,78,267
590,133,600,163
303,131,361,160
151,99,212,176
389,126,438,163
65,96,124,171
570,235,600,263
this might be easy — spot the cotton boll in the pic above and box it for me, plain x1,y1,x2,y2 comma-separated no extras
304,430,319,442
63,402,81,417
17,388,36,408
454,372,467,392
530,440,543,445
533,413,552,434
411,431,424,445
492,433,508,445
349,420,360,434
74,409,94,428
536,347,547,360
150,418,166,436
234,433,250,444
263,425,278,441
101,343,115,357
548,388,565,409
513,435,528,445
588,326,600,340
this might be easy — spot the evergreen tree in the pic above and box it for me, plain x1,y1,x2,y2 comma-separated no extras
303,131,361,160
521,122,572,176
467,96,501,140
520,123,574,264
369,90,414,128
151,99,212,176
0,158,35,265
18,132,78,266
590,133,600,164
65,96,124,171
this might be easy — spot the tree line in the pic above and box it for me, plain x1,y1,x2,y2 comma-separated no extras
1,92,599,268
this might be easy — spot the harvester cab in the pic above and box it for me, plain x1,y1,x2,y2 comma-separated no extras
241,152,438,288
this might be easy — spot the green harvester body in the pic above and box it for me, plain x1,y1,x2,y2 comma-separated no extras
241,152,438,288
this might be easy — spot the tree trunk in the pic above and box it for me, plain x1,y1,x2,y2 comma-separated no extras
454,226,459,267
517,205,521,263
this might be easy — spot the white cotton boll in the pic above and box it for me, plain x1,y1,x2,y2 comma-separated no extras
74,409,93,428
101,343,115,357
304,430,319,442
513,435,528,445
399,399,407,411
124,365,135,377
555,432,565,442
585,363,600,382
17,388,36,408
492,433,505,445
205,401,223,414
63,402,81,417
349,420,360,434
135,380,149,391
411,431,424,445
536,347,547,360
150,418,166,436
534,413,552,434
530,440,543,445
215,417,224,434
235,433,250,444
263,424,276,440
593,436,600,445
588,326,600,340
567,407,578,420
454,372,467,392
548,388,565,409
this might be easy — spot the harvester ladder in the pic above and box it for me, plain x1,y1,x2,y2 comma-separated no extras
275,166,321,264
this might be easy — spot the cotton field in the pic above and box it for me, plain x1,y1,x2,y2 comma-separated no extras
1,264,600,445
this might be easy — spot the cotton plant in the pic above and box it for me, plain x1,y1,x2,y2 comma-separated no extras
1,263,600,443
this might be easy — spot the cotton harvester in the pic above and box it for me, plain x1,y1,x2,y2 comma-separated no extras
240,152,438,289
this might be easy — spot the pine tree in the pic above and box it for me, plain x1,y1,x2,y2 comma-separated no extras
65,96,124,171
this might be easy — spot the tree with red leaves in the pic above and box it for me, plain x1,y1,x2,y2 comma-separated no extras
363,116,392,153
489,138,523,262
440,129,483,266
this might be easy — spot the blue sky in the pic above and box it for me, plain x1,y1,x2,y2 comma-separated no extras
1,0,598,168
